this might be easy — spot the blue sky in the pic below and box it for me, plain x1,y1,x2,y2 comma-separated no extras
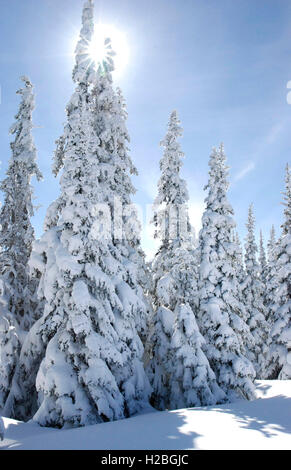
0,0,290,258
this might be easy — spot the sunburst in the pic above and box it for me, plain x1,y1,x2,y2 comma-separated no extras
88,24,129,76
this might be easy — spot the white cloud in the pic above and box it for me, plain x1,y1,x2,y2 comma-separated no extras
266,122,284,145
234,161,255,182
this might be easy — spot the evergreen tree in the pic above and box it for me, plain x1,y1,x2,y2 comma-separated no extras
170,303,225,409
4,0,150,426
268,225,277,260
0,76,42,408
265,226,278,323
0,415,4,441
264,226,280,378
259,230,267,285
270,164,291,379
241,205,269,378
148,111,224,411
234,232,245,282
232,231,246,307
0,299,20,409
197,144,255,401
0,76,42,332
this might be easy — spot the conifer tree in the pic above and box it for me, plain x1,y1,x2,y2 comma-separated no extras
0,76,42,331
0,307,20,409
170,303,225,409
234,232,245,282
241,205,269,378
197,144,255,401
0,415,4,441
0,77,42,408
268,225,276,259
263,226,280,378
232,231,246,308
148,112,224,411
270,164,291,379
4,0,150,426
259,230,268,285
259,229,269,324
265,226,278,322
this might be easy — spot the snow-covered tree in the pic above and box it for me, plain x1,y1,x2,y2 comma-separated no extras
197,144,256,401
0,76,42,332
232,231,246,309
233,232,245,281
148,111,224,411
0,415,4,441
107,85,152,343
265,226,278,322
259,230,268,285
268,225,277,260
152,110,191,245
0,76,42,408
263,226,280,378
148,110,192,409
269,164,291,379
4,0,151,426
170,304,225,409
241,205,269,378
0,299,20,409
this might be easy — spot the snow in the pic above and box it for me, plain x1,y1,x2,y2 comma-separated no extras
0,415,4,441
1,380,290,450
0,0,289,450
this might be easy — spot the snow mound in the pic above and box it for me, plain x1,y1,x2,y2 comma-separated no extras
0,380,290,450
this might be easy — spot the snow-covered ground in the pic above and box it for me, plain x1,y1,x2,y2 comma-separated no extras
0,381,290,450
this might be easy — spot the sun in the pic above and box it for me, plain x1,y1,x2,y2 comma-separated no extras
88,24,129,76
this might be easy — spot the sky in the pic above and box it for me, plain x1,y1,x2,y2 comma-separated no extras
0,0,290,258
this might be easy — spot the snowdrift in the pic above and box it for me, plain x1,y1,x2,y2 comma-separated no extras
0,380,290,450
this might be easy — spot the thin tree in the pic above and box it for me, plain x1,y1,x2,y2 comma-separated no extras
197,144,255,401
259,230,268,285
0,77,42,408
265,226,278,324
148,111,224,410
241,205,269,378
270,164,291,379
